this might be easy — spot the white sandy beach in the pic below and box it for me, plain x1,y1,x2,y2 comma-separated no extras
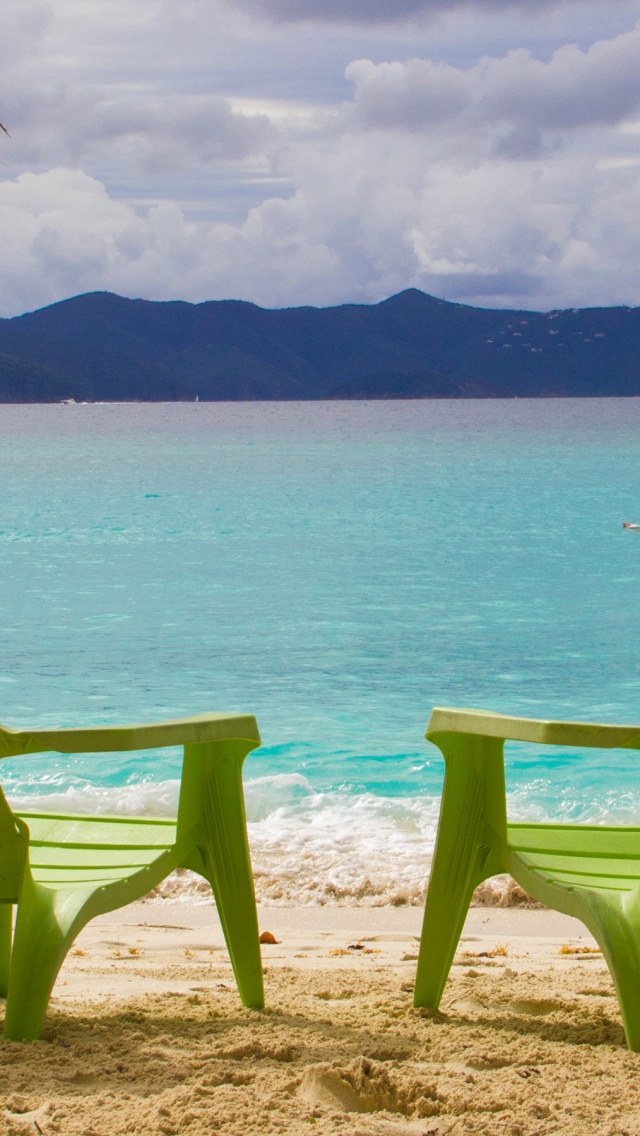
2,900,638,1136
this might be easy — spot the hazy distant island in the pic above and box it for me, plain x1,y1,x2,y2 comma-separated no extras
1,288,639,402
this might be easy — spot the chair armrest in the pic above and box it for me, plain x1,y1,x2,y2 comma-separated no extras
0,713,260,759
426,706,640,750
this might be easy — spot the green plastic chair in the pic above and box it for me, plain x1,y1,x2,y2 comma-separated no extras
0,712,264,1040
414,707,640,1051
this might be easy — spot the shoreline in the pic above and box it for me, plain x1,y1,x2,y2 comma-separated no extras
4,395,640,406
4,900,636,1136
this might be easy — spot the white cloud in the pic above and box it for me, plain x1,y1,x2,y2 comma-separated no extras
1,86,273,174
233,0,620,24
346,21,640,135
346,58,470,128
0,0,275,176
0,169,344,316
2,129,640,319
0,2,53,70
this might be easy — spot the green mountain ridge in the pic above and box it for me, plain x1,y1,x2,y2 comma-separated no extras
0,288,638,401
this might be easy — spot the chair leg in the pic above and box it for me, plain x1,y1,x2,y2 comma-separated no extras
582,888,640,1052
3,879,89,1041
194,746,264,1009
413,843,490,1010
0,904,12,998
413,733,507,1010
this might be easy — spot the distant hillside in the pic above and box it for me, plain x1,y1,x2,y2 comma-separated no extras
0,288,639,401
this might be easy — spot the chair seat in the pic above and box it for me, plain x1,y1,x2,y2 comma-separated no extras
509,822,640,893
18,811,178,890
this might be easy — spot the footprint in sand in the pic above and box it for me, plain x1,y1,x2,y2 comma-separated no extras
299,1056,443,1122
507,998,565,1016
300,1065,374,1113
446,995,486,1013
5,1100,52,1136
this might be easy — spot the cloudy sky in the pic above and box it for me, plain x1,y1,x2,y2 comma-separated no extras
1,0,640,316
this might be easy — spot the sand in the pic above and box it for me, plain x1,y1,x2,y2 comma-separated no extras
1,902,639,1136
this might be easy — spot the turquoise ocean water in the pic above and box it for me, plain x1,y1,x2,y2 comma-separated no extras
2,398,640,903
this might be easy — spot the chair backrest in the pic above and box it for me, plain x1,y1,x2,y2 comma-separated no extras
0,713,261,896
425,707,640,862
427,707,640,751
0,712,260,758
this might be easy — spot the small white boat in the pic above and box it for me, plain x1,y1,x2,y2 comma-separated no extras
622,522,640,531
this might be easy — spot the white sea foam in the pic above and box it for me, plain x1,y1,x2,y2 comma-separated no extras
243,774,441,906
8,780,181,818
